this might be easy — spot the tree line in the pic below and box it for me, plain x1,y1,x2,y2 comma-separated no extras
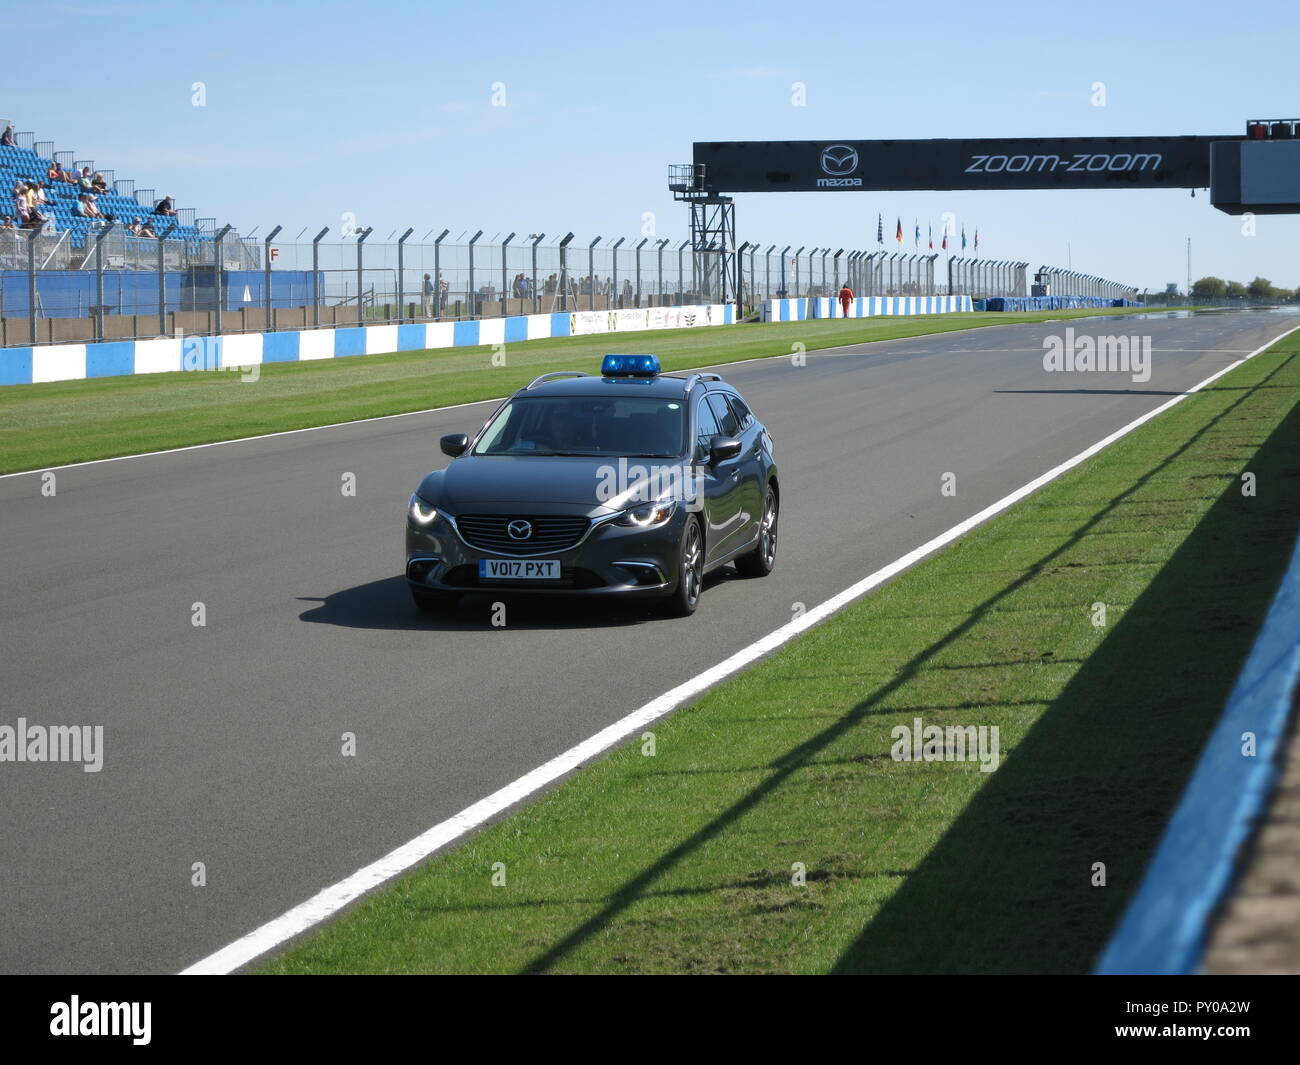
1189,276,1298,302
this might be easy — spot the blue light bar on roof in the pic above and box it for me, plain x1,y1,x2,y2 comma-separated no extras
601,354,660,377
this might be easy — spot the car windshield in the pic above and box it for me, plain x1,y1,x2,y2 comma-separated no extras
473,394,686,458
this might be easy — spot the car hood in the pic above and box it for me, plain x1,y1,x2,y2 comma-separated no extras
420,454,688,514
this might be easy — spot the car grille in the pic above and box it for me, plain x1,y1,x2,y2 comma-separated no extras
455,514,590,554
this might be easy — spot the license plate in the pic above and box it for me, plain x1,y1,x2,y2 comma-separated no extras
479,559,561,580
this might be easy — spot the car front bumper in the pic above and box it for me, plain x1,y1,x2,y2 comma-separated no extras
405,506,687,597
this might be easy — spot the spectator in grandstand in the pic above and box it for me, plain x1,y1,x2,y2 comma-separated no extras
61,166,78,185
91,173,108,193
422,273,435,316
155,195,176,216
78,168,95,191
78,193,104,219
0,215,15,230
33,181,48,207
46,161,61,182
12,182,30,225
0,124,15,147
127,217,142,236
140,219,157,239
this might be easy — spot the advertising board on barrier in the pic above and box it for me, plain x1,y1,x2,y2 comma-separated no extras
569,311,613,335
569,305,718,336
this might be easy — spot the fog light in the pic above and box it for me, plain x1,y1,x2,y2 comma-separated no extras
407,558,439,583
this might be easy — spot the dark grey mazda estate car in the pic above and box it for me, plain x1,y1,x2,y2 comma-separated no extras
405,354,779,616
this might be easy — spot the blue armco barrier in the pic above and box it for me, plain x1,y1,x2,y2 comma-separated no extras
1096,532,1300,974
762,295,972,321
0,304,737,386
983,296,1143,312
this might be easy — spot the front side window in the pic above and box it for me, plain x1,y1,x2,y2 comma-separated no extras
473,395,686,457
706,392,741,437
693,395,722,457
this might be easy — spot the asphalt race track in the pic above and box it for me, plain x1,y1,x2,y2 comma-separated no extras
1,310,1294,973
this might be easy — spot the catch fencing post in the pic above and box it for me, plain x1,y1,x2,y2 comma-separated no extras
158,223,176,335
674,239,685,304
432,229,449,317
92,222,118,342
26,228,40,344
467,230,483,318
500,232,515,318
212,224,232,335
743,239,754,310
263,225,282,331
634,237,647,308
355,227,372,326
557,233,574,311
529,233,544,313
587,235,600,311
779,245,790,297
396,227,413,323
794,246,804,300
311,226,329,328
611,237,625,307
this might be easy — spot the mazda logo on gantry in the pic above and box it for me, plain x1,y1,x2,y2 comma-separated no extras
506,519,533,540
820,144,859,175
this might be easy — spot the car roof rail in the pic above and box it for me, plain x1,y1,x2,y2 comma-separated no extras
525,370,590,390
682,372,722,392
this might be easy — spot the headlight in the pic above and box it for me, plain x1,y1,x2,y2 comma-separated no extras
408,494,445,526
616,499,677,528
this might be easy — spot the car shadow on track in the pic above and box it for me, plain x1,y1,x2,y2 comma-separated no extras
295,574,730,631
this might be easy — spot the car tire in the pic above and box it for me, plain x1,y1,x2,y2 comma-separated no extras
411,588,458,613
662,515,704,617
735,484,778,578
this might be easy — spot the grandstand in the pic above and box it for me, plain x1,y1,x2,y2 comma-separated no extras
1,119,209,248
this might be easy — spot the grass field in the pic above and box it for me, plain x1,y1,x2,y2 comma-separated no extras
256,331,1300,974
0,307,1171,475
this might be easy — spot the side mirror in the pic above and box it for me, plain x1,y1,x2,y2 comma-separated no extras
440,433,470,458
708,435,742,465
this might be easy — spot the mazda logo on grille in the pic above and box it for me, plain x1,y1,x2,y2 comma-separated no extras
820,144,858,176
506,519,533,540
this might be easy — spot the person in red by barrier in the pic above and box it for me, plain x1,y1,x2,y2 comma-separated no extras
838,283,853,317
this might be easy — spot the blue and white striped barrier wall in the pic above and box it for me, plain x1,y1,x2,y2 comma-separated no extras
1096,531,1300,974
0,304,735,387
762,295,972,321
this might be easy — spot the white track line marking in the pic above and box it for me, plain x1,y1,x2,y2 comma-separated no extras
178,322,1300,975
0,311,1158,480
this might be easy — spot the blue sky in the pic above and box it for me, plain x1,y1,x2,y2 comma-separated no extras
6,0,1299,291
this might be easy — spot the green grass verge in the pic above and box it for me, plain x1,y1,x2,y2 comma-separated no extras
0,307,1170,475
258,332,1300,975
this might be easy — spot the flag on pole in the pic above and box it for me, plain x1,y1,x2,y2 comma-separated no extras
914,220,920,250
974,228,980,253
928,223,933,251
877,214,883,245
895,218,903,244
961,226,967,252
941,227,948,251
